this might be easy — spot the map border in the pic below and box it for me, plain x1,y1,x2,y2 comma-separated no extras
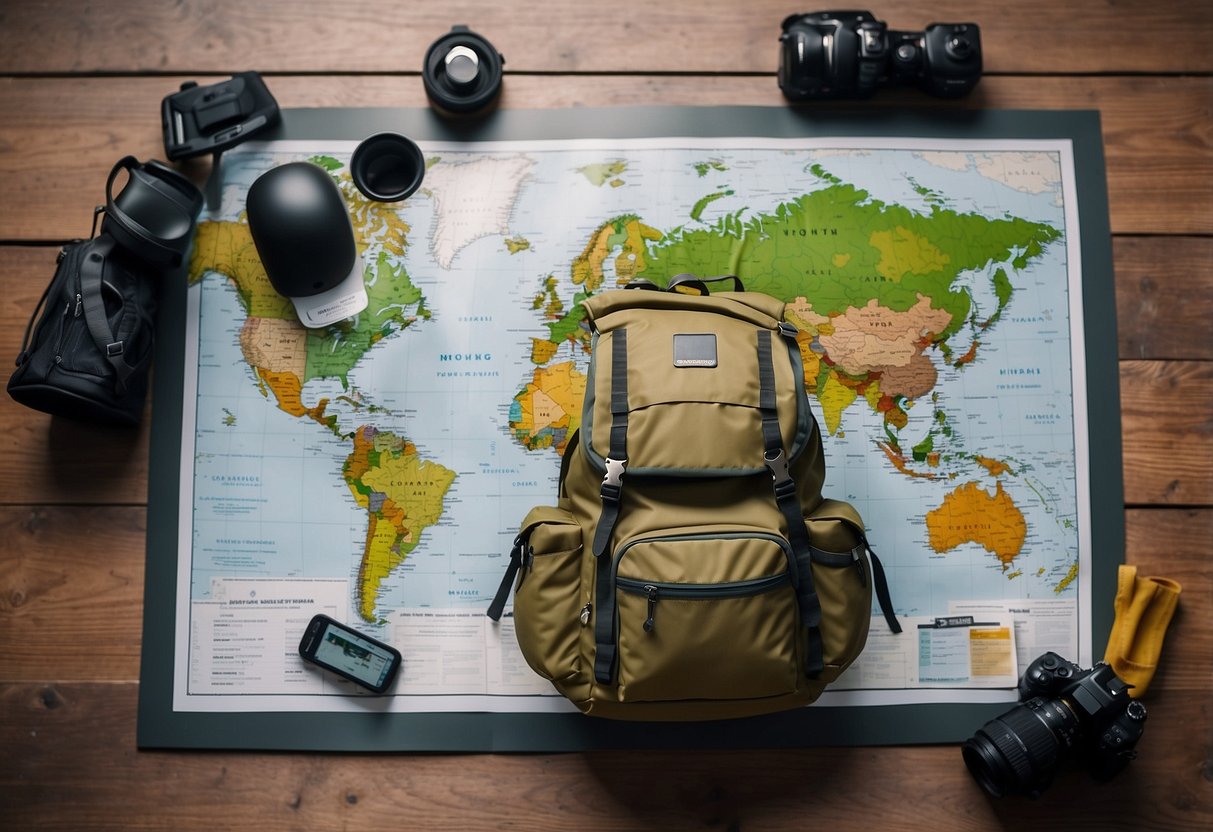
138,106,1122,750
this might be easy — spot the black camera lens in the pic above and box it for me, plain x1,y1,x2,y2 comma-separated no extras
423,25,504,116
962,698,1081,798
350,133,425,203
947,35,975,60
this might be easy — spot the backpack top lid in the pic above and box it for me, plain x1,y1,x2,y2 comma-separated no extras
582,287,786,330
246,161,368,329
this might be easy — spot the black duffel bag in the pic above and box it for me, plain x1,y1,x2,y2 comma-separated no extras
8,156,203,425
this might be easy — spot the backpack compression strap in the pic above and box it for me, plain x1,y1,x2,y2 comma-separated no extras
759,324,825,678
592,329,629,683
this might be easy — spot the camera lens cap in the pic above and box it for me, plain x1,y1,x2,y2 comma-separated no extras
350,132,425,202
423,25,504,115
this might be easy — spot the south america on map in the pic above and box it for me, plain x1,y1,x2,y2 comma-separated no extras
180,136,1086,710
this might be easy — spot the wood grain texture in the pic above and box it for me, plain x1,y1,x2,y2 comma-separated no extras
1,0,1211,75
1115,237,1213,362
1120,362,1213,506
0,75,1211,238
0,507,145,681
0,679,1209,831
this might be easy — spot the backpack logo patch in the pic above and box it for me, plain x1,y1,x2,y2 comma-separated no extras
673,333,717,367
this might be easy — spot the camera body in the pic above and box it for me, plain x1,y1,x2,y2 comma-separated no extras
778,11,981,101
963,652,1147,797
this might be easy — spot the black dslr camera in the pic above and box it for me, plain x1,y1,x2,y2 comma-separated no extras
778,11,981,100
963,652,1147,798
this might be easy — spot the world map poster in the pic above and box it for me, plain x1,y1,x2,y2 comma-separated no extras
148,112,1115,747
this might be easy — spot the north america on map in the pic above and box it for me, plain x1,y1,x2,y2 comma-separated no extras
187,140,1079,632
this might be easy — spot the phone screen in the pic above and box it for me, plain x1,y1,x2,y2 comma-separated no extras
300,615,400,692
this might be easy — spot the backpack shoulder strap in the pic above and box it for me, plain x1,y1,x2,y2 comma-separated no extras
78,237,147,395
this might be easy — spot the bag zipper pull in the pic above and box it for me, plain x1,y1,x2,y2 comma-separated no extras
73,293,83,318
643,585,659,632
579,603,592,626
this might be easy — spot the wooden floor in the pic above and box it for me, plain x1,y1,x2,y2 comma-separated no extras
1,1,1210,829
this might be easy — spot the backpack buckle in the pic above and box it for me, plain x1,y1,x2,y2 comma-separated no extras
600,457,627,501
764,448,792,487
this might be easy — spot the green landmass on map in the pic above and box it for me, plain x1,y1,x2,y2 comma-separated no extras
188,167,451,619
509,162,1063,582
691,189,734,221
343,426,456,622
188,207,426,418
693,159,728,177
511,172,1059,456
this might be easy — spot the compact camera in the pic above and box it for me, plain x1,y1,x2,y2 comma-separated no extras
778,11,981,100
963,652,1147,798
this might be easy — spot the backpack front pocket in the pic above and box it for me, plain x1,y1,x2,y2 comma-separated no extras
512,506,585,682
611,530,800,702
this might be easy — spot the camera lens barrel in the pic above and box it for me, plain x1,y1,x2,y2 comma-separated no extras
350,133,425,203
422,25,504,116
962,698,1080,798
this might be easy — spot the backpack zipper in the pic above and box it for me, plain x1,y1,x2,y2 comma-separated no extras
612,530,799,589
617,573,790,633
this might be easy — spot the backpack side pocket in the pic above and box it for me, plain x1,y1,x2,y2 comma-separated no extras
512,506,585,682
805,499,875,682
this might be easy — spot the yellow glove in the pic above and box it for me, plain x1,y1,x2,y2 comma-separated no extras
1103,564,1182,698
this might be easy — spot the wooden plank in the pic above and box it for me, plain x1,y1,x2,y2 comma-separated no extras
0,507,145,681
0,75,1209,239
2,503,1207,686
1,0,1211,75
1115,237,1213,362
1,676,1209,830
1120,362,1213,506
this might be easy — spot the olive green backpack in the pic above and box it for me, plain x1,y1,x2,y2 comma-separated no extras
488,276,901,720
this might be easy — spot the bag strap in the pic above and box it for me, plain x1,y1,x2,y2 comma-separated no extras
861,536,903,634
592,328,629,684
78,237,147,396
486,534,524,622
758,324,825,678
666,273,745,295
557,428,579,500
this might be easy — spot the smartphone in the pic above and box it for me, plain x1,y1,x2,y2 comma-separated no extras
298,614,402,694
